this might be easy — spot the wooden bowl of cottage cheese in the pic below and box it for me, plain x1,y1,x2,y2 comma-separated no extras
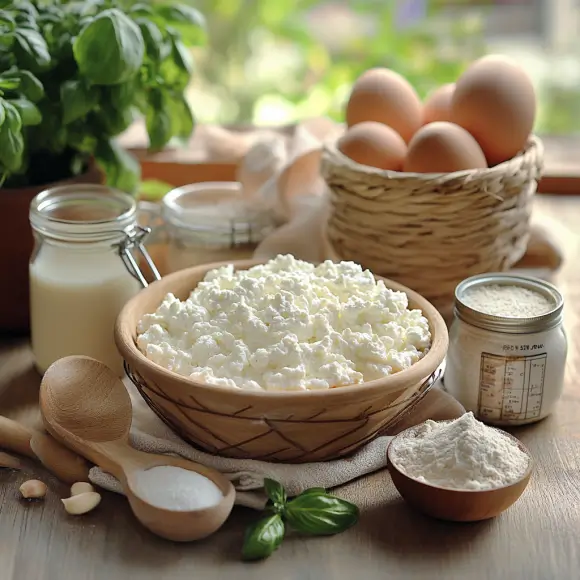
115,256,448,462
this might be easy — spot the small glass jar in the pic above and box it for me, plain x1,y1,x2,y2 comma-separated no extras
162,182,277,273
29,185,158,377
444,273,567,426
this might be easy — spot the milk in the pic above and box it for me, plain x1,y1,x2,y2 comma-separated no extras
30,243,141,376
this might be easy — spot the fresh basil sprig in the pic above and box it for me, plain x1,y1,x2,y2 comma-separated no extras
242,478,359,562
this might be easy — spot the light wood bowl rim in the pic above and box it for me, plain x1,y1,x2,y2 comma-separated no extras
115,259,448,399
387,419,534,493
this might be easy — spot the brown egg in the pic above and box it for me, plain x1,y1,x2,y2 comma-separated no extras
404,122,488,174
450,55,536,166
338,121,407,171
423,83,455,125
346,68,422,143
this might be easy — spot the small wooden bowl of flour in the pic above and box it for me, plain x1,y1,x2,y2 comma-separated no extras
387,413,533,522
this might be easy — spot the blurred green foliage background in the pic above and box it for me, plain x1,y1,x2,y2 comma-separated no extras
187,0,580,135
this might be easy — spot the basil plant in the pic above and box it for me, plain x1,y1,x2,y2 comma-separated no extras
0,0,205,191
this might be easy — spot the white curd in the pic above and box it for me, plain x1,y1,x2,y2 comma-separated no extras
137,255,431,391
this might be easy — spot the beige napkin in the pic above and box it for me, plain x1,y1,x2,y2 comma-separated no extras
89,370,465,510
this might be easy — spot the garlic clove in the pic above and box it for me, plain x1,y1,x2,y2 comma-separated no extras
62,491,101,515
70,482,95,496
19,479,47,499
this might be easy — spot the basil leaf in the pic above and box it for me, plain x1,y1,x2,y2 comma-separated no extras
11,70,43,102
0,11,15,43
0,75,20,91
160,34,193,91
0,100,5,127
154,4,206,46
13,0,38,19
100,105,135,136
139,178,173,201
242,514,285,562
95,139,140,193
263,478,287,512
60,79,99,125
146,89,172,151
168,93,194,142
0,12,15,29
0,101,24,171
284,493,359,536
13,28,51,71
73,8,144,85
137,19,163,62
13,0,39,30
129,3,154,18
66,0,105,18
108,81,139,109
9,97,41,126
67,121,98,154
0,29,14,49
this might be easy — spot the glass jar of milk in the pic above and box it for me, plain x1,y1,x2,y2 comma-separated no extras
163,182,277,273
29,185,156,377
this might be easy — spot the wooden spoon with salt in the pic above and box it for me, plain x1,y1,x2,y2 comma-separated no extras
39,355,235,542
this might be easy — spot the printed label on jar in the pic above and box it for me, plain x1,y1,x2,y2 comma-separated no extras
477,351,546,422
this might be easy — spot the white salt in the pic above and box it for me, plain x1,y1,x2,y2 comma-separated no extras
462,284,553,318
132,466,223,511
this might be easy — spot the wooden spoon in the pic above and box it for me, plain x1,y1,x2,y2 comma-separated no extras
39,356,235,542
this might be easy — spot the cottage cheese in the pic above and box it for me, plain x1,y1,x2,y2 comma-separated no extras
137,255,431,391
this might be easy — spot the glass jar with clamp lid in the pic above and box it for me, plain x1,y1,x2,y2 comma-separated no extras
29,184,160,377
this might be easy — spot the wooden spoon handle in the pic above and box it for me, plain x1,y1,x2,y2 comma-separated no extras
0,451,21,469
30,431,91,484
0,415,35,458
1,415,91,484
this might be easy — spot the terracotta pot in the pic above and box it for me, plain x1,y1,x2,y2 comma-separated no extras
0,162,104,334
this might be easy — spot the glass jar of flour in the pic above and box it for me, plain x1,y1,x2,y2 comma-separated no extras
444,273,567,426
162,182,277,273
29,185,159,377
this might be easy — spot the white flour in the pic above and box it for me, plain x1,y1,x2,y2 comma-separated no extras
462,283,553,318
390,412,530,490
131,466,223,511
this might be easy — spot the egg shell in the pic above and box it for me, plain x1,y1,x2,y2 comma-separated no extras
338,121,407,171
423,83,455,125
346,68,422,143
404,122,488,174
450,55,536,166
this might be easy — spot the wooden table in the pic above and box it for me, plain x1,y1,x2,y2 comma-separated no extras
1,194,579,580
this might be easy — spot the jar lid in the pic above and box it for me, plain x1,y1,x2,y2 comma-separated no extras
30,184,137,242
162,182,276,242
454,273,564,334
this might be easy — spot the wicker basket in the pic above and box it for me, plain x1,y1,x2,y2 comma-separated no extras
320,135,544,311
115,260,448,463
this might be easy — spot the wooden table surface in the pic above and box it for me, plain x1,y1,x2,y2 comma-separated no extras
1,194,579,580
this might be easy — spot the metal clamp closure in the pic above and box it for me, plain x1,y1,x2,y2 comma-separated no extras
118,225,162,288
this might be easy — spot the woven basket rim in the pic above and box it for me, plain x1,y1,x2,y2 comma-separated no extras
115,259,448,400
323,133,543,182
